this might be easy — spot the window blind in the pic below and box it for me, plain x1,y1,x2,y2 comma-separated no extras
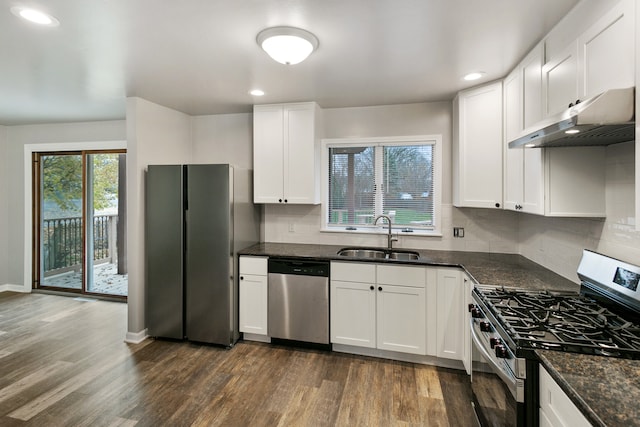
328,142,434,229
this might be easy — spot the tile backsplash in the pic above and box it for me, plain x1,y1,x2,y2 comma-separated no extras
263,141,639,285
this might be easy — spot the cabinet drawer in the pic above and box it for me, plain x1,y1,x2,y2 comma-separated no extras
331,262,376,283
377,265,426,288
239,256,268,276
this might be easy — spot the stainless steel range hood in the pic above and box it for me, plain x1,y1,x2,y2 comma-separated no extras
508,87,635,148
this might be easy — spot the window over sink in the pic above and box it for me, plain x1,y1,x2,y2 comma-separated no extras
321,135,442,236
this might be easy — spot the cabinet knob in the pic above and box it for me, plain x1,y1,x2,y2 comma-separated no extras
378,286,382,291
278,199,283,203
240,276,244,280
284,199,288,203
495,203,500,208
370,285,374,290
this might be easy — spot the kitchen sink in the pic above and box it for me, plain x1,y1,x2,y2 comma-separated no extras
387,251,420,261
337,247,420,261
337,248,387,259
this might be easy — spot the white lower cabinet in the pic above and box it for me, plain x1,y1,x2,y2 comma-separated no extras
436,268,464,360
377,281,426,354
331,280,376,348
330,262,426,355
239,256,268,337
539,366,592,427
462,274,473,375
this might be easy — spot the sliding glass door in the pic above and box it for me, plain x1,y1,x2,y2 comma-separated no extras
33,150,127,298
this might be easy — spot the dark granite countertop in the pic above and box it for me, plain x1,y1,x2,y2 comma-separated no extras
239,242,580,292
538,350,640,427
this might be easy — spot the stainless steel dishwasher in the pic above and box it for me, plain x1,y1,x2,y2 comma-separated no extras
268,258,330,345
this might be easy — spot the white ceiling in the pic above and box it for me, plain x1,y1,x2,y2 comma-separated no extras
0,0,580,125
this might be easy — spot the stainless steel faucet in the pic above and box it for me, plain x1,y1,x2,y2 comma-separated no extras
374,214,398,249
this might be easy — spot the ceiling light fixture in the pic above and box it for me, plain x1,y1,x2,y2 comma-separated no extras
11,6,59,26
250,89,265,96
463,72,485,81
257,26,319,65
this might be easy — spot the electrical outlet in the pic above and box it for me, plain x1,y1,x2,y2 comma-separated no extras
453,227,465,238
288,222,296,233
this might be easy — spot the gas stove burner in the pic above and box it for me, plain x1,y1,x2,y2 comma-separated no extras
473,279,640,359
596,342,622,357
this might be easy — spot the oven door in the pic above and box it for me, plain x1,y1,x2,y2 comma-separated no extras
470,317,524,427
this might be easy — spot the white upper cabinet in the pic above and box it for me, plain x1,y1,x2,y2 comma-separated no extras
521,44,544,129
504,45,545,215
577,0,635,99
253,102,322,204
503,68,523,212
453,81,504,209
502,0,631,218
542,42,579,117
543,0,634,118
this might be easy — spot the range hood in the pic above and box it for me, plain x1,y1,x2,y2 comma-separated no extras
508,87,635,149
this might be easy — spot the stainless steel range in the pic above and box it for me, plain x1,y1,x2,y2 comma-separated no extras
469,250,640,426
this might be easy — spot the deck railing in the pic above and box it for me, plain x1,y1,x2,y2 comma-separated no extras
42,214,118,274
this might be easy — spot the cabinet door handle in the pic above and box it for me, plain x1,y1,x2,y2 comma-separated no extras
495,202,500,208
240,276,244,280
378,286,382,291
278,199,283,203
284,199,288,203
370,285,374,290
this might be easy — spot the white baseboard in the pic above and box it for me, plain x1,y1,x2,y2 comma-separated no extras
124,329,148,344
0,284,31,293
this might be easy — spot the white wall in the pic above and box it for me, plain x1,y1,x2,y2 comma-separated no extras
262,102,521,253
0,125,7,287
191,113,253,169
4,121,126,288
519,141,639,281
125,97,191,340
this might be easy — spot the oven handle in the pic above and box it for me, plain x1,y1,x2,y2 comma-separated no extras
469,317,522,402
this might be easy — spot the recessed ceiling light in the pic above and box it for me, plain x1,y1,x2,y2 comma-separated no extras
565,129,580,134
11,6,59,26
463,72,485,81
250,89,265,96
257,27,319,65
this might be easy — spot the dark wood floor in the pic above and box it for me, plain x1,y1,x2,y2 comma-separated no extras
0,292,475,426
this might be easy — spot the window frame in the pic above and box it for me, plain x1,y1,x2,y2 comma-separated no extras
321,135,442,236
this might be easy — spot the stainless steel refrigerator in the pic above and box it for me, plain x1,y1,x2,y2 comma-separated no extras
145,164,260,346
